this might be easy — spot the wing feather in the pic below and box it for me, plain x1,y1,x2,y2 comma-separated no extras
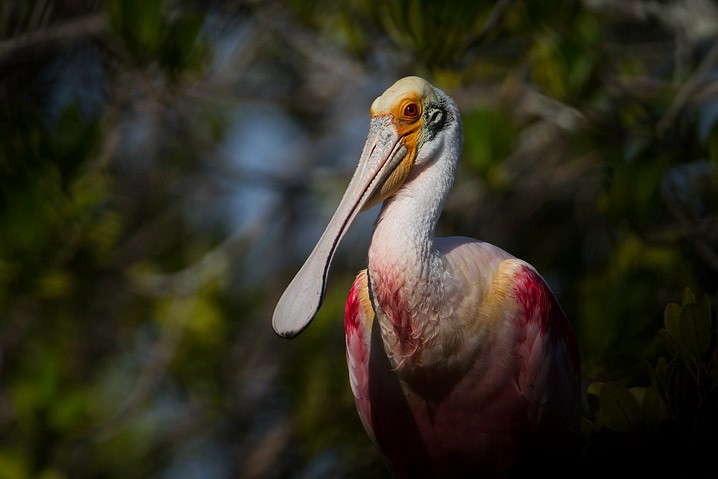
512,264,580,435
344,270,375,438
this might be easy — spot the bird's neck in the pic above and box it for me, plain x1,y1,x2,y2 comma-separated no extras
367,150,458,369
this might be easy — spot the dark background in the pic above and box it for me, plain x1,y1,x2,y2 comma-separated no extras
1,0,717,477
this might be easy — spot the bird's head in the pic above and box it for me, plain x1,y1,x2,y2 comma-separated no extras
361,76,460,209
272,76,461,338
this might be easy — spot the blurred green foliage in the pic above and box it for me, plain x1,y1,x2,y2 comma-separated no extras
462,107,517,186
107,0,207,75
0,0,717,478
583,290,718,476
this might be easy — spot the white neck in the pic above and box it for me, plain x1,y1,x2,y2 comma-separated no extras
366,117,462,368
369,151,456,272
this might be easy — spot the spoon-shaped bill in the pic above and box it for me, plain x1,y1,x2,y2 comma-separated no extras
272,117,405,338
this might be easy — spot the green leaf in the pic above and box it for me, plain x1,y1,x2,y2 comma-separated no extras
654,356,671,393
659,329,682,358
36,269,74,298
682,287,696,307
160,12,206,75
628,386,647,405
641,387,671,432
646,360,659,392
106,0,166,60
580,416,595,440
696,293,714,357
37,469,67,479
407,0,424,48
709,124,718,166
679,303,700,362
462,108,517,181
664,302,682,338
586,381,604,413
0,451,30,479
597,382,642,433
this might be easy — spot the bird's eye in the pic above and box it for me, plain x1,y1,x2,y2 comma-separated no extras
403,103,419,118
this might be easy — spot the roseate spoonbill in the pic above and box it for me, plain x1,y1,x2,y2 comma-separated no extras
272,77,581,477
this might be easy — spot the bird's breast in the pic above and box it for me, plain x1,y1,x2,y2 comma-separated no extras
370,266,419,364
368,255,463,373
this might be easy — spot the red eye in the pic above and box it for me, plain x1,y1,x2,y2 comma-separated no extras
403,103,419,118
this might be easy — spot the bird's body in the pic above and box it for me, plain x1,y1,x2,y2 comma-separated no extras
273,77,580,477
346,253,579,476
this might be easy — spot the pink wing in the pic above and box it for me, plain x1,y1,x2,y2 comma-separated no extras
512,265,581,444
344,270,375,440
345,271,436,477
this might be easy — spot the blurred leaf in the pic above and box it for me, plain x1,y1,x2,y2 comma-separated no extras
377,0,486,66
529,13,599,101
159,11,207,76
87,211,123,265
0,452,30,479
107,0,164,59
462,108,516,185
105,0,206,76
48,387,91,433
37,269,74,298
185,291,227,349
11,357,59,433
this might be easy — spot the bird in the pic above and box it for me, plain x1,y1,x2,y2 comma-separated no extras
272,76,581,477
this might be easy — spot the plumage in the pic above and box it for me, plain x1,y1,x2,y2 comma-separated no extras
273,76,581,477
